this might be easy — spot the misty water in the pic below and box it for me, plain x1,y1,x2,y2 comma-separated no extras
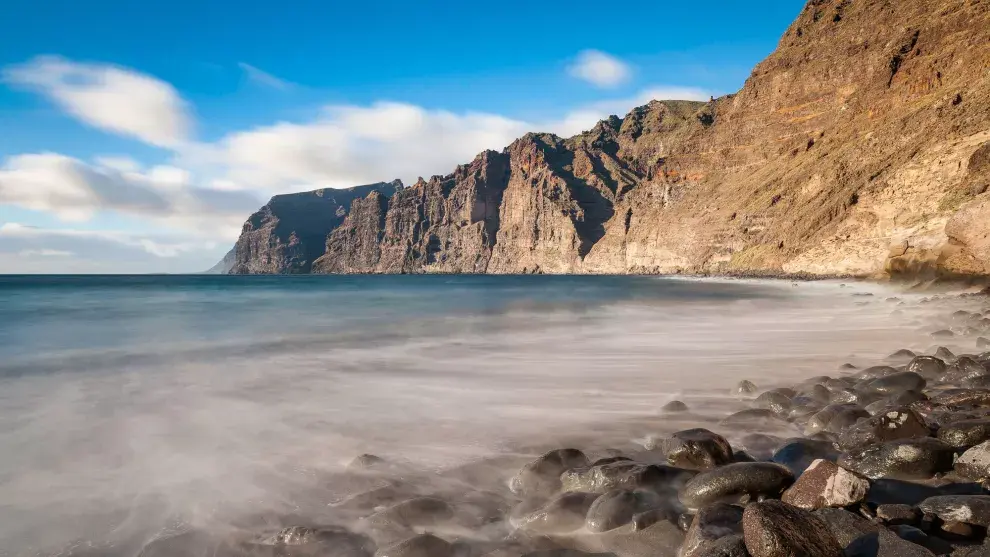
0,275,980,556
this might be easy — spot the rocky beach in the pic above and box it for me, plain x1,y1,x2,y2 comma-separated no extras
58,282,990,557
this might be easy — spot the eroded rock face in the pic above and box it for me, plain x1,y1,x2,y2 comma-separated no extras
230,181,403,274
222,0,990,279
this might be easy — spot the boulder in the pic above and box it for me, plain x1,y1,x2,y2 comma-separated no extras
955,440,990,480
584,489,663,533
652,429,733,471
742,500,842,557
511,492,599,534
679,463,794,510
838,438,955,480
907,356,947,380
843,529,935,557
837,407,931,451
561,461,694,494
917,495,990,527
770,438,839,476
867,372,927,394
813,507,884,547
680,503,744,557
781,459,870,510
511,449,590,497
937,419,990,449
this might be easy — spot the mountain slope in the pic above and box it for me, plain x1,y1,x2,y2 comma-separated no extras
228,0,990,278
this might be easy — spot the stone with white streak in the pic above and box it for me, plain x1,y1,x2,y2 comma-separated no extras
917,495,990,527
781,459,870,510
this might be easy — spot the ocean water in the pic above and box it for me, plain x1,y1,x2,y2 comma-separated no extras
0,275,976,555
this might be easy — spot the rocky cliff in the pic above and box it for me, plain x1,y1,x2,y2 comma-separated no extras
228,181,402,274
226,0,990,278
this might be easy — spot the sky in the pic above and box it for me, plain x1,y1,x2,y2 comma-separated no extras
0,0,806,273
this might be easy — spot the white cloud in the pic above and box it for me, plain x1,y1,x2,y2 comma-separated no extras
568,50,633,88
3,56,192,147
0,153,260,239
18,249,73,257
1,223,215,258
238,62,294,90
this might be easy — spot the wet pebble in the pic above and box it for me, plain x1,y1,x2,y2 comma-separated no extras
781,459,870,510
937,419,990,449
918,495,990,527
837,406,930,451
510,449,590,497
678,462,794,510
652,428,733,471
838,438,955,480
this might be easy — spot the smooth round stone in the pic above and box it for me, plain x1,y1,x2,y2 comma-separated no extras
661,400,689,413
734,380,758,397
937,419,990,449
837,406,930,451
347,454,388,472
511,492,598,534
918,495,990,527
585,489,663,533
804,404,862,435
510,449,590,496
866,372,927,394
754,391,793,416
798,384,832,404
742,500,843,557
678,462,794,510
944,356,990,382
844,529,937,557
907,356,947,380
364,497,454,529
932,329,955,339
680,503,744,557
955,440,990,480
813,508,883,548
781,459,870,510
560,461,693,494
887,349,917,363
739,433,784,460
655,428,733,471
721,409,788,428
838,437,955,480
856,366,900,380
770,438,839,476
375,534,453,557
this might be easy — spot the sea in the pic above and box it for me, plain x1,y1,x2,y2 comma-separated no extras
0,275,974,555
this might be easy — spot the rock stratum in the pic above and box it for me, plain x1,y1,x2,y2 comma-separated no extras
224,0,990,277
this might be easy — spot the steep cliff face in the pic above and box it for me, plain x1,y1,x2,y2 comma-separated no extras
232,0,990,278
228,181,401,274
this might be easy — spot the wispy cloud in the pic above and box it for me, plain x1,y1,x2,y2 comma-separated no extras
238,62,295,90
18,249,73,257
3,56,192,147
568,50,633,88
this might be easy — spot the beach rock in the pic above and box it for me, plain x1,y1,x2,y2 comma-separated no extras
837,407,931,451
962,375,990,389
560,461,693,494
781,459,870,510
739,434,784,460
375,534,453,557
582,518,685,557
678,463,794,510
511,449,590,497
867,372,927,394
347,454,388,472
857,366,900,380
734,380,758,397
813,508,884,547
364,497,454,529
876,504,920,525
932,330,955,339
907,356,948,380
584,489,663,533
685,534,749,557
838,438,955,480
889,349,918,363
931,389,990,408
656,428,733,471
806,404,870,436
662,400,689,414
934,347,957,362
754,391,793,417
866,391,929,414
955,440,990,480
843,529,936,557
266,526,374,553
512,492,599,534
918,495,990,527
721,409,788,429
742,500,842,557
937,419,990,449
680,503,744,557
629,507,679,531
770,438,839,476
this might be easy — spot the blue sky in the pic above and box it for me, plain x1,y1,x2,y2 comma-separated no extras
0,0,805,273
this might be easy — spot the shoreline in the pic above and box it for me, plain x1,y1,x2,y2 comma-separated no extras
113,285,990,557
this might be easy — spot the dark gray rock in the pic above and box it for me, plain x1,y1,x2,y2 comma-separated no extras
512,492,599,534
918,495,990,527
584,489,663,533
934,347,957,362
654,428,733,471
844,529,936,557
754,391,793,417
837,407,931,451
907,356,948,380
806,404,870,436
742,500,842,557
771,438,840,476
813,507,884,547
876,504,920,525
889,349,919,363
838,438,955,480
662,400,689,414
364,497,453,529
687,534,749,557
375,534,453,557
734,380,758,397
678,462,795,510
931,389,990,408
938,420,990,449
955,440,990,480
511,449,590,497
680,503,744,557
867,372,927,394
721,409,789,429
560,461,694,494
857,366,901,380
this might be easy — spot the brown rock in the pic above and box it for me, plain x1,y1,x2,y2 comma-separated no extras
781,459,870,510
742,500,842,557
